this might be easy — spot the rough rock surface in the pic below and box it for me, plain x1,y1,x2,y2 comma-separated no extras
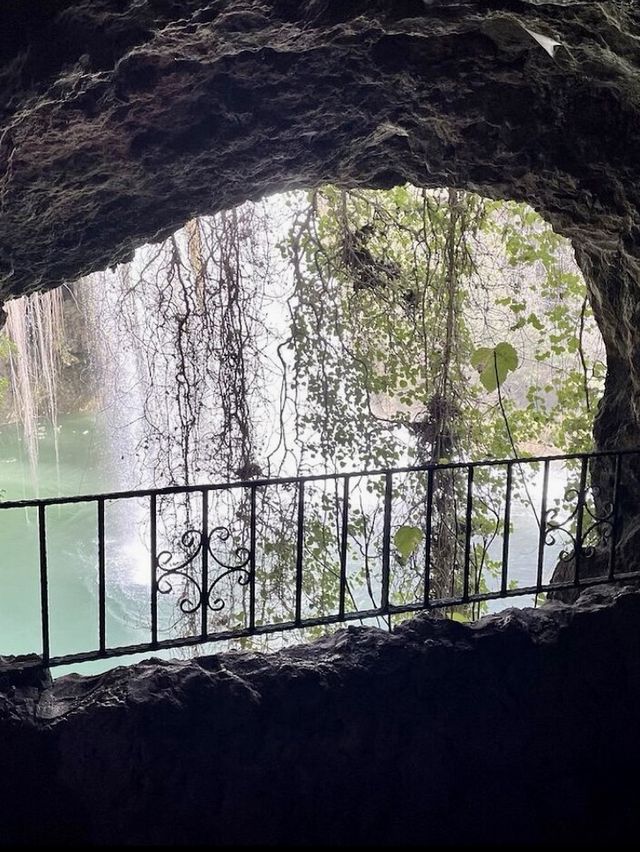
0,2,639,425
2,8,640,843
2,5,640,567
2,584,640,845
1,3,640,427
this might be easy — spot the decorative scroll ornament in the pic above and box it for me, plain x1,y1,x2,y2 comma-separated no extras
156,529,204,614
581,485,615,558
206,526,251,611
156,525,251,614
544,485,614,562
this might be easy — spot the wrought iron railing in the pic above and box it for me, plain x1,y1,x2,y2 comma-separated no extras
1,448,639,671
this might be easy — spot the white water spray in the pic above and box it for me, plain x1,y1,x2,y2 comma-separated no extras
3,287,66,492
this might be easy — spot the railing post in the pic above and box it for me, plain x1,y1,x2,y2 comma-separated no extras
150,493,158,648
38,504,50,665
201,489,209,640
574,457,588,586
536,460,550,592
501,463,512,596
423,467,434,607
294,481,305,625
339,475,350,620
462,466,474,601
608,453,621,581
97,499,106,654
381,472,392,612
249,485,257,631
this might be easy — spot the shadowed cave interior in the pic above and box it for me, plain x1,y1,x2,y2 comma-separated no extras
2,1,640,845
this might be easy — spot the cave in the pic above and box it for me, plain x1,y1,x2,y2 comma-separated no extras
2,1,640,845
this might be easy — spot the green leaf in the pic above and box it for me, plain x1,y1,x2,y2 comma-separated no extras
394,525,423,560
470,342,519,392
527,312,544,331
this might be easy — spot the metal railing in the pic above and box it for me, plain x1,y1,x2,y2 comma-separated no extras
1,448,639,671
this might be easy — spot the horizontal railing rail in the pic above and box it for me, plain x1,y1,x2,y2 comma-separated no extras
1,448,639,671
2,446,640,510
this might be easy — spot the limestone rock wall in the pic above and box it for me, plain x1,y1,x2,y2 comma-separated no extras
0,7,638,268
1,1,639,291
1,2,640,424
2,3,640,566
2,585,640,845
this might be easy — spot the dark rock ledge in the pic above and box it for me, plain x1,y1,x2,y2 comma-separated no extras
2,584,640,845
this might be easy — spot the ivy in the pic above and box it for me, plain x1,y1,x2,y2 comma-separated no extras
470,343,519,393
274,185,604,621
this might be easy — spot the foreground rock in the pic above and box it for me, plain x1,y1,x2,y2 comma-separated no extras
2,584,640,845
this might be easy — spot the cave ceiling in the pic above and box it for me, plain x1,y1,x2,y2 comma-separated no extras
0,0,639,304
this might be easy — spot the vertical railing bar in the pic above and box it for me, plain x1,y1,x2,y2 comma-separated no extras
462,466,474,601
608,453,621,581
97,498,106,654
150,493,158,647
381,472,392,613
201,488,209,640
38,504,50,664
423,467,434,607
501,463,512,595
574,456,588,586
295,481,305,626
249,484,257,631
536,460,550,592
339,475,349,620
450,468,457,599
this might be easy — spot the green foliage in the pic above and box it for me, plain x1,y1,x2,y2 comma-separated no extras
394,525,424,562
281,186,603,468
484,199,603,454
271,185,604,622
471,343,519,393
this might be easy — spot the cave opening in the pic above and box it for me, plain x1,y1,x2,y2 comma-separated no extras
3,3,640,846
0,181,617,672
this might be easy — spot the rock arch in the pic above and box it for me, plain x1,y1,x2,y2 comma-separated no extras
1,1,640,558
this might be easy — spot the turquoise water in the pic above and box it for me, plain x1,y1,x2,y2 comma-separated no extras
0,415,167,675
0,415,276,676
0,415,567,677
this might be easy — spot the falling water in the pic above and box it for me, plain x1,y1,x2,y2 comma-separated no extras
3,287,66,493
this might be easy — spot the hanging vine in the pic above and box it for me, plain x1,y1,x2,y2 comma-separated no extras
0,185,606,635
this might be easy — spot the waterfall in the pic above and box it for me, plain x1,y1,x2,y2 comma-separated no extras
3,287,66,490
